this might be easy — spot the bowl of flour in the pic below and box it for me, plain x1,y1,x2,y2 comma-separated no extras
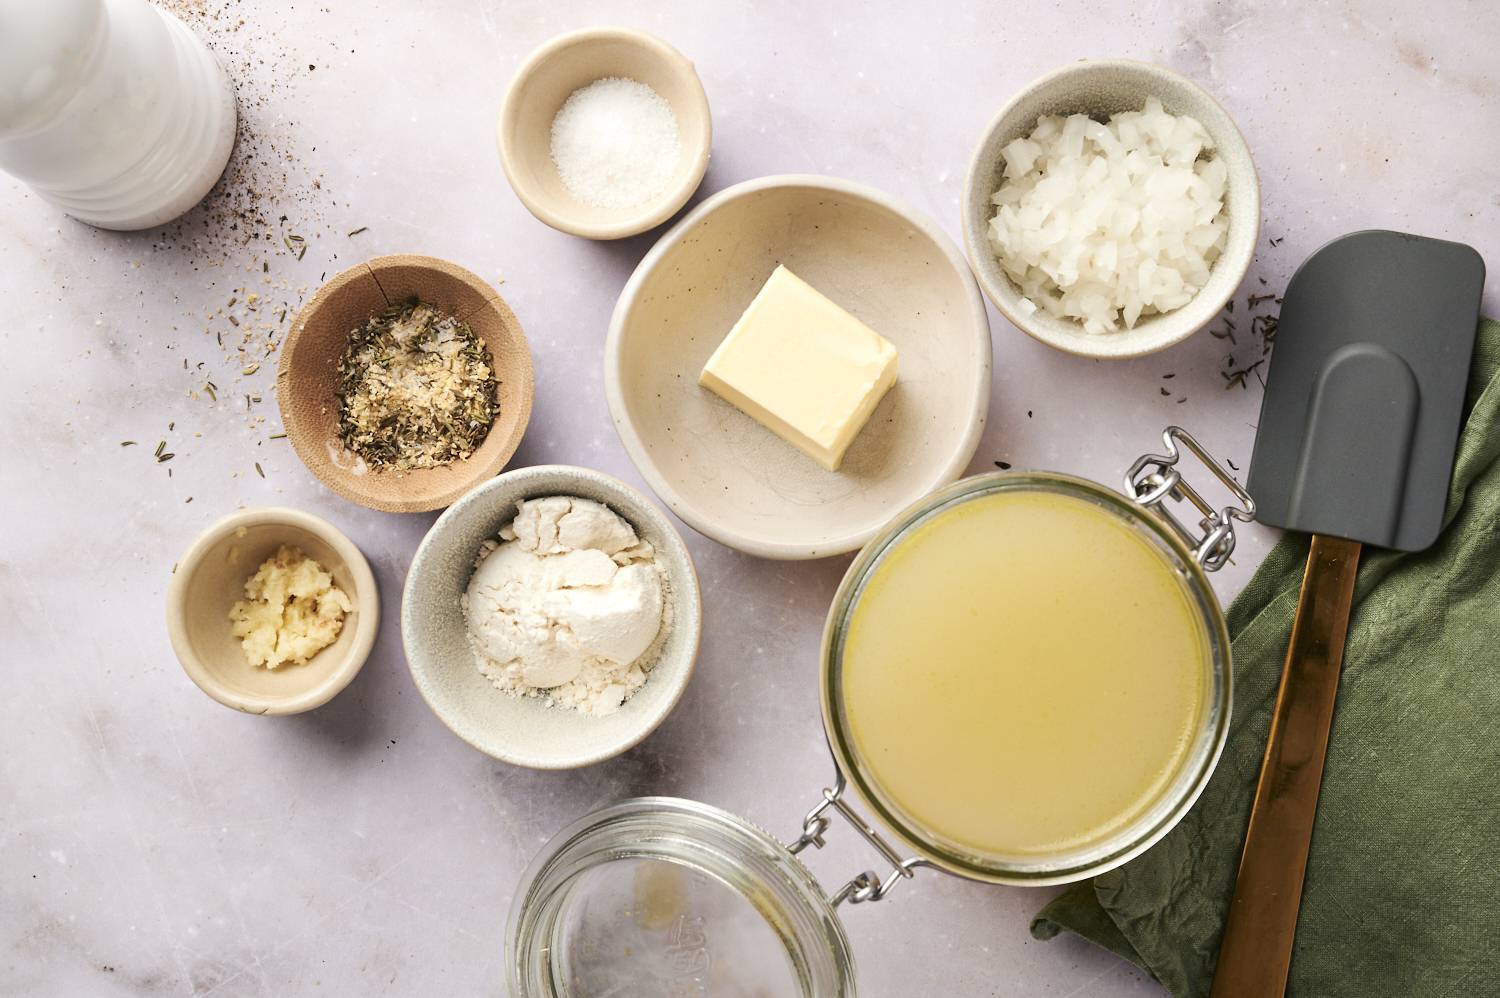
402,465,702,768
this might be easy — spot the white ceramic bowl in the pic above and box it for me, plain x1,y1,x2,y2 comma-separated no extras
961,59,1260,359
606,175,993,560
165,507,379,715
401,465,702,768
497,27,712,240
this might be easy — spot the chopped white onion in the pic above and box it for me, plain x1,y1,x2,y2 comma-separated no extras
987,98,1228,335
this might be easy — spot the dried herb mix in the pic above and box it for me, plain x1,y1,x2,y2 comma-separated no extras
336,298,498,471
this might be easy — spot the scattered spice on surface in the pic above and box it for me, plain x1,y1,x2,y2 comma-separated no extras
337,298,498,471
120,440,137,447
347,226,368,237
994,461,1013,470
255,462,265,478
269,432,287,440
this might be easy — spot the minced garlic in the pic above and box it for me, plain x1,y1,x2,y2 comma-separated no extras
229,545,353,669
336,298,497,471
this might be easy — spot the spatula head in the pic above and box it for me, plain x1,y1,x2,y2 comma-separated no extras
1247,230,1485,551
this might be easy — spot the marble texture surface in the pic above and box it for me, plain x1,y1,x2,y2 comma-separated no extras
3,0,1496,995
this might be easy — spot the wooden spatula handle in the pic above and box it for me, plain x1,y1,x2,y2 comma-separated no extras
1210,534,1362,998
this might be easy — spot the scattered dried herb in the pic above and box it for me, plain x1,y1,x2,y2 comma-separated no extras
1222,359,1265,391
255,462,265,478
336,298,498,471
284,232,308,259
157,452,175,463
154,440,165,457
347,226,368,237
995,461,1012,470
120,440,137,447
1160,386,1171,396
269,432,287,440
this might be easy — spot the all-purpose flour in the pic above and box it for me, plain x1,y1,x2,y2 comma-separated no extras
461,496,668,716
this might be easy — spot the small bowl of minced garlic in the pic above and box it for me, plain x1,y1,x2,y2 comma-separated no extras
277,254,535,513
401,465,702,768
166,507,379,715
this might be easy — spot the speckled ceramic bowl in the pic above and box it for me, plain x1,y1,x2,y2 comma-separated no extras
498,27,712,240
961,59,1260,359
165,507,379,715
401,465,702,768
606,175,992,560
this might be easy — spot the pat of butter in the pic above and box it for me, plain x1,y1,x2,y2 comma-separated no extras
699,266,898,471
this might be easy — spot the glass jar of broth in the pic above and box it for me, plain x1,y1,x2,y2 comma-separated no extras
508,427,1252,995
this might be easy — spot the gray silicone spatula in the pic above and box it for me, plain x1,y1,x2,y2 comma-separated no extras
1211,230,1485,997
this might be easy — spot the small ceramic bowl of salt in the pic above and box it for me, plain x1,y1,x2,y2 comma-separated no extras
499,27,712,240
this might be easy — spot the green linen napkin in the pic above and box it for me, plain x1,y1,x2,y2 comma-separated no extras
1034,318,1500,997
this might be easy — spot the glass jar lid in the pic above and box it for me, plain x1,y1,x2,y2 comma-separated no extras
507,797,857,997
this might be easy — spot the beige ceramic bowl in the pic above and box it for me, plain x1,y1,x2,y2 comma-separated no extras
606,175,992,560
498,27,712,240
962,59,1260,359
401,465,702,769
277,254,534,513
166,507,379,715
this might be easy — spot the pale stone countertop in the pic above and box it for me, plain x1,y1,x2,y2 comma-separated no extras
3,0,1496,995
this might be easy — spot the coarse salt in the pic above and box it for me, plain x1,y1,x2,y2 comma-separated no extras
549,77,682,209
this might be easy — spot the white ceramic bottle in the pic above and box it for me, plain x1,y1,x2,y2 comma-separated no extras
0,0,237,230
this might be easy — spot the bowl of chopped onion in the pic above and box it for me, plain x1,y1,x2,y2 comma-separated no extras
962,59,1259,359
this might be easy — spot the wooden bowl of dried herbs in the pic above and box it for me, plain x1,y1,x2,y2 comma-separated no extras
277,254,534,513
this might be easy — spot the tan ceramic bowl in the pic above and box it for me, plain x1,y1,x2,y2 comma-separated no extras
498,27,712,240
962,59,1260,359
277,254,534,513
165,507,379,715
401,465,702,769
606,175,993,560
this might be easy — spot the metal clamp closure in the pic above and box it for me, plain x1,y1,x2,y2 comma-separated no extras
786,771,928,907
1126,426,1256,573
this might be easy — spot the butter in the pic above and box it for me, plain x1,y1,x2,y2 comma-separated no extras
699,266,898,471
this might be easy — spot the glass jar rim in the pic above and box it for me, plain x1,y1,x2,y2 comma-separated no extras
819,470,1233,885
506,796,857,997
